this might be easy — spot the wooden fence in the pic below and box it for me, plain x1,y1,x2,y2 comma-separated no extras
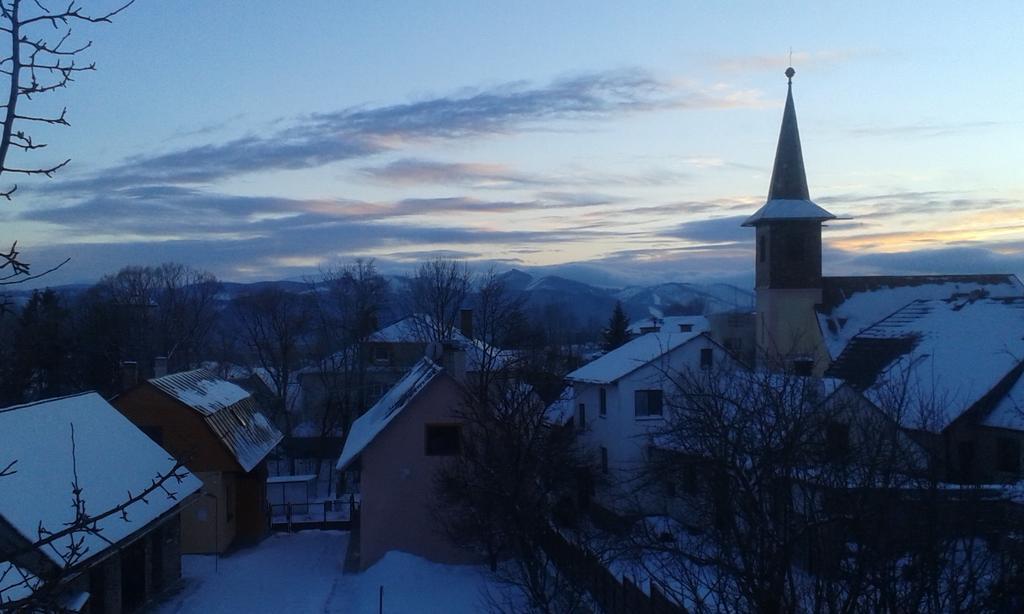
541,529,685,614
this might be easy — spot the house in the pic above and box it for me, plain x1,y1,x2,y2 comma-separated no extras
565,331,734,485
335,357,473,570
826,295,1024,483
0,393,202,613
112,369,283,554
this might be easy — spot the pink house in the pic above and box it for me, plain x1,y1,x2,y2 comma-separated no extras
335,358,474,570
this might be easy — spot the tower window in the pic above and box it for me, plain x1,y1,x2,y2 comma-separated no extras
787,236,805,261
758,236,767,263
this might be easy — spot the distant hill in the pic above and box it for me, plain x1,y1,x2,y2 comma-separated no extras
3,269,753,340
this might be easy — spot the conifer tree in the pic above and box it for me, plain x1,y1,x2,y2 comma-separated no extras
603,301,630,351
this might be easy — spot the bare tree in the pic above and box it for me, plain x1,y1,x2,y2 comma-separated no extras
232,287,313,437
405,258,471,342
627,362,1015,613
433,272,596,613
0,0,133,294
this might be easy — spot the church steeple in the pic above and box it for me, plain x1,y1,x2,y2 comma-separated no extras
742,67,834,227
767,67,809,201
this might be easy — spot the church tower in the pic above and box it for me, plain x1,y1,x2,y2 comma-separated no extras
742,68,835,373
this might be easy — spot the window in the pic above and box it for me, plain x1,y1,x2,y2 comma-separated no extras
599,388,607,417
678,323,693,333
792,359,814,376
371,345,390,364
578,403,586,429
225,483,235,523
957,441,976,482
997,437,1021,474
787,236,805,261
634,390,663,418
700,348,713,369
600,447,608,474
425,424,461,456
681,464,699,494
825,421,850,461
758,236,767,263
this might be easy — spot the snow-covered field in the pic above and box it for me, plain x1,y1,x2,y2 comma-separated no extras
154,531,497,613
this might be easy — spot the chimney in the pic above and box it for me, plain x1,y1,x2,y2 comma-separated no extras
442,342,467,384
120,360,139,390
459,308,474,339
153,356,168,378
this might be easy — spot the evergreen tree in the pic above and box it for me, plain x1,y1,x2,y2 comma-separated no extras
603,301,630,351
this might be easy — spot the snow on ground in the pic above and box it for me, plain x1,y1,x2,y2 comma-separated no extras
155,531,497,614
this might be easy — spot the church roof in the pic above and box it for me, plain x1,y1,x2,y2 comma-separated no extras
743,68,835,227
815,274,1024,359
826,296,1024,432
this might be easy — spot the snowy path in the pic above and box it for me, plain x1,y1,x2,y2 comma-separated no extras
153,530,496,614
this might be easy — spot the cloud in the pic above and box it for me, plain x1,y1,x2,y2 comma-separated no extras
712,49,881,73
664,215,751,244
360,159,540,187
37,69,758,196
840,246,1024,277
846,121,1006,139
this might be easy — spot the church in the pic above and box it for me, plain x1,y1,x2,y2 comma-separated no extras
746,68,1024,483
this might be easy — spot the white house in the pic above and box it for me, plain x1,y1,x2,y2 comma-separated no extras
565,332,735,482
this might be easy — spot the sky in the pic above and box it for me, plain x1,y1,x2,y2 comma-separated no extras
3,1,1023,289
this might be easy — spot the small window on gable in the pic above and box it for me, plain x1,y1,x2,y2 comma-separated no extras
599,388,607,417
700,348,713,369
997,437,1020,474
425,424,461,456
678,323,693,333
635,390,663,418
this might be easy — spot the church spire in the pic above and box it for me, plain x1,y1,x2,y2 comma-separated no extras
742,67,833,227
767,66,809,201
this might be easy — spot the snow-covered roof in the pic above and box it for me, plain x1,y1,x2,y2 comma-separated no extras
628,316,709,336
0,393,202,568
336,358,444,471
741,198,835,226
0,562,41,605
980,370,1024,431
266,474,317,484
368,314,510,372
567,332,702,385
817,275,1024,359
149,368,250,415
827,296,1024,432
544,387,577,425
148,369,283,472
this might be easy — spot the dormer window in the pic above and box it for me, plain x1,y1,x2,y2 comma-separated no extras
700,348,713,369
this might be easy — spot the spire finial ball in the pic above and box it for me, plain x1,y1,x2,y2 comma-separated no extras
785,66,795,82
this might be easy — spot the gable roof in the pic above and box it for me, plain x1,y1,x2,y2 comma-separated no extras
368,313,511,371
816,274,1024,359
336,358,444,471
567,331,703,385
0,393,202,568
148,369,283,472
826,296,1024,432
